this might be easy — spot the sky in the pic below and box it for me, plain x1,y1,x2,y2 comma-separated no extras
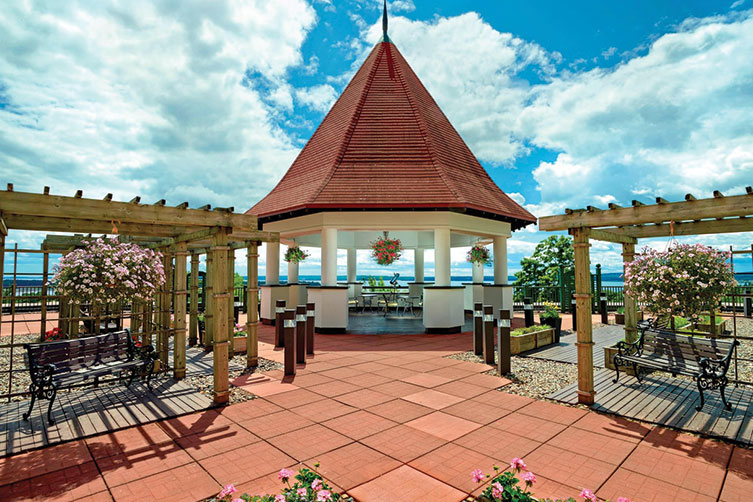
1,0,752,278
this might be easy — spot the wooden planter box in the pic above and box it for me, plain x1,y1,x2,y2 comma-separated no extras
695,319,726,336
604,345,637,376
614,311,644,325
510,328,555,354
233,335,248,353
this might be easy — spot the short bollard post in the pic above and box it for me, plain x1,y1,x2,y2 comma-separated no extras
497,309,511,375
306,302,315,354
275,300,286,348
283,309,296,376
473,302,483,356
483,305,495,365
296,305,306,364
571,292,578,331
600,293,608,324
523,297,534,327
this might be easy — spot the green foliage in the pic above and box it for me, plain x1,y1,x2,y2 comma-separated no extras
511,326,548,336
539,302,560,320
513,236,574,288
234,273,244,288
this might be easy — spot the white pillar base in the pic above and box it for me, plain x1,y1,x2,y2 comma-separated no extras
423,286,464,333
482,284,513,320
260,285,290,324
463,283,485,311
307,286,348,333
288,284,308,309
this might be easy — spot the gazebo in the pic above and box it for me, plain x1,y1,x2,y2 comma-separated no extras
248,6,535,333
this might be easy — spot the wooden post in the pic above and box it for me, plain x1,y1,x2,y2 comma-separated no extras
296,305,306,364
483,305,495,365
573,228,595,405
306,302,315,354
211,228,230,405
497,309,511,375
246,242,259,367
275,299,286,347
189,252,199,346
159,249,173,366
40,251,49,340
227,247,235,359
622,242,638,343
283,309,296,376
70,303,80,338
131,300,141,340
204,250,214,347
473,302,483,356
174,243,188,379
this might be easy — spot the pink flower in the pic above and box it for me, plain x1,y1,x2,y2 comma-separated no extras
471,469,484,483
510,457,527,471
317,489,332,501
491,481,504,499
278,468,294,481
521,471,536,485
580,488,597,501
616,498,631,502
311,479,322,490
297,488,307,497
218,484,237,498
275,496,285,502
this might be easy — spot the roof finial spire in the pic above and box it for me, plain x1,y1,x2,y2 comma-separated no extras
382,0,388,39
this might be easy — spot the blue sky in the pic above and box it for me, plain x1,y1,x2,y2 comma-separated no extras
1,0,752,277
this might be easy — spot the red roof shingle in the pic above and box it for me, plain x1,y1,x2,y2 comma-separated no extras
248,40,536,229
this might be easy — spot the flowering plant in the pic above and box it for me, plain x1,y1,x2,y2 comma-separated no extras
43,327,65,342
284,246,310,264
624,243,735,321
234,323,246,337
370,232,403,266
210,465,342,502
52,238,165,307
467,244,492,266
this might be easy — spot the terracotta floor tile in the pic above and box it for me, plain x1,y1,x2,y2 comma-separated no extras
370,380,426,398
524,444,616,490
458,372,511,389
621,443,726,496
405,411,481,441
598,467,716,502
366,399,435,423
453,425,541,461
729,446,753,476
176,423,261,460
403,389,465,410
216,398,285,423
239,380,299,397
234,409,314,439
442,398,511,425
547,427,637,465
95,442,194,487
198,440,296,485
262,388,327,409
235,468,299,499
373,365,419,380
288,398,357,422
433,380,491,399
490,412,569,443
409,443,500,493
470,390,535,412
349,361,393,373
571,411,652,443
348,465,465,502
322,410,398,440
267,424,352,461
721,467,753,502
334,388,394,409
345,372,393,388
360,424,448,463
307,380,362,398
526,475,584,502
158,409,236,439
86,423,174,460
0,461,108,502
400,373,452,388
447,360,494,373
642,427,734,467
305,443,401,490
426,366,479,381
230,373,274,387
517,400,588,425
286,372,336,388
0,440,92,486
109,461,220,502
320,367,363,380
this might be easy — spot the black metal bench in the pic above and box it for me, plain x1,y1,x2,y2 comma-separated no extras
613,326,738,411
23,329,157,424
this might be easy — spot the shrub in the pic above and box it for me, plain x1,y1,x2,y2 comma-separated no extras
539,302,560,320
210,465,342,502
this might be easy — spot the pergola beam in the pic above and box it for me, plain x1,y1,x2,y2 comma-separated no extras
4,214,203,237
540,191,753,231
582,228,637,245
610,217,753,239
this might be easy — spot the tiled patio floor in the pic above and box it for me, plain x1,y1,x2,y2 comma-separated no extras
1,325,751,501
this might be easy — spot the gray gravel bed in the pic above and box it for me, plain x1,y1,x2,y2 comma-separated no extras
185,356,283,405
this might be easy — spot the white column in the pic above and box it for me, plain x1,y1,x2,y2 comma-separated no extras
493,236,508,284
347,248,357,283
472,261,483,283
434,228,451,287
287,260,299,283
266,241,280,285
414,248,425,282
321,228,338,286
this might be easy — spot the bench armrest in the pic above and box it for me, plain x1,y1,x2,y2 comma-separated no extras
698,340,739,378
30,363,56,387
615,339,641,357
138,344,158,361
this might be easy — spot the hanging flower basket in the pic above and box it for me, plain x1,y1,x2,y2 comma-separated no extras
371,232,403,266
467,244,492,266
284,246,309,263
52,238,166,307
624,243,735,321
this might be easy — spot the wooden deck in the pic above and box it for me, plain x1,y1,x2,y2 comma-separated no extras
523,324,624,367
0,377,213,458
549,367,753,446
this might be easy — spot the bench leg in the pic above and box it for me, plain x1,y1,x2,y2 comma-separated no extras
145,360,155,391
46,384,58,425
612,355,621,384
720,384,732,410
695,379,706,412
633,363,641,383
22,384,37,421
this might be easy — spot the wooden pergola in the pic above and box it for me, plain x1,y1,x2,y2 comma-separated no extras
539,187,753,405
0,185,279,405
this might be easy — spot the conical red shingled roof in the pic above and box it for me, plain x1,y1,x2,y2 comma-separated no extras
248,39,536,230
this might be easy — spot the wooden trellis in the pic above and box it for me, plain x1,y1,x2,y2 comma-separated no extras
539,187,753,405
0,185,278,405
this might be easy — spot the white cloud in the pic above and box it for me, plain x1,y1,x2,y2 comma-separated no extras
295,84,338,112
